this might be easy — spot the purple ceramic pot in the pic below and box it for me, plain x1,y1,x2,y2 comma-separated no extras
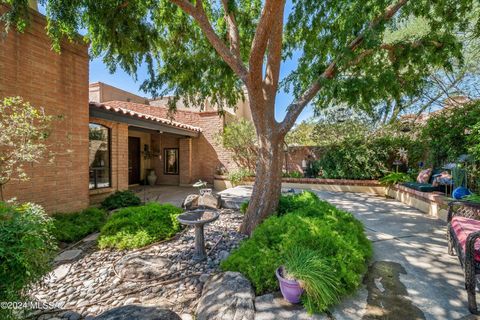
276,266,304,304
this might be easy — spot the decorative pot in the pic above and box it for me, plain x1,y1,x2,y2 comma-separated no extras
452,187,471,200
276,266,304,304
147,170,157,186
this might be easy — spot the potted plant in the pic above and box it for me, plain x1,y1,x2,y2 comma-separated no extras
276,248,339,311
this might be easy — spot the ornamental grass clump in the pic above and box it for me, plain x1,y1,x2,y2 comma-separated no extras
0,202,57,320
283,248,340,313
98,203,182,250
221,191,371,314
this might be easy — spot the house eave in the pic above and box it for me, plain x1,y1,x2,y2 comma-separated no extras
89,106,200,138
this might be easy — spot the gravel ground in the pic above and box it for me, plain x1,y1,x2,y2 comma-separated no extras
29,209,246,320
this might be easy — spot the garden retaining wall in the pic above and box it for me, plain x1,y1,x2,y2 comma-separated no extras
215,177,451,221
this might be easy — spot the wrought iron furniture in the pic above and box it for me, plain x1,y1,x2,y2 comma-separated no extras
447,200,480,314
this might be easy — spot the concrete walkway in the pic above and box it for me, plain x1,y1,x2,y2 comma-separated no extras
220,187,473,320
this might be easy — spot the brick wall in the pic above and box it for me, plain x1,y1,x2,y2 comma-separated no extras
0,6,90,213
102,101,237,184
151,134,180,185
88,118,129,205
286,146,323,173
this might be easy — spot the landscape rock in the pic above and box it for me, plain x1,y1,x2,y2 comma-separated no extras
54,250,82,262
198,194,221,209
196,271,255,320
94,306,181,320
182,194,199,210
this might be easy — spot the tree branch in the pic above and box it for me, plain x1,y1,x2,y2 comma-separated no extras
279,0,409,135
221,0,241,59
170,0,248,81
248,0,284,86
264,0,285,104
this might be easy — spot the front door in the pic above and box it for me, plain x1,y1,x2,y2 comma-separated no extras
128,137,141,185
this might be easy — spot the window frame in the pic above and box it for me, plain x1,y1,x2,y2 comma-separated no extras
89,123,112,190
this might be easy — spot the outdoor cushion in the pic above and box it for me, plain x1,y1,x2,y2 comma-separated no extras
402,182,443,193
417,168,432,183
451,216,480,261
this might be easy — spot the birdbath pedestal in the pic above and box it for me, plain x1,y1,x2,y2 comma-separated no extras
177,209,219,261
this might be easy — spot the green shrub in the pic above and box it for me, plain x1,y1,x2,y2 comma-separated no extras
422,101,480,166
221,192,371,313
379,172,413,186
463,194,480,203
283,171,303,178
0,202,57,320
98,203,183,250
101,190,141,211
315,121,424,180
52,208,107,243
240,201,249,214
277,191,321,216
228,168,253,186
284,247,340,313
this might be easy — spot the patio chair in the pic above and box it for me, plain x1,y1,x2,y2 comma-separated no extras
447,200,480,314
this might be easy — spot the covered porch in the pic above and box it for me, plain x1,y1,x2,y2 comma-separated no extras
88,102,202,204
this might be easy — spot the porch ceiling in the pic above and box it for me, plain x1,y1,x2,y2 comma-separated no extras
89,102,201,137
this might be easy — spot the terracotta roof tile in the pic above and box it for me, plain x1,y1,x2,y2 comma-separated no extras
89,101,202,133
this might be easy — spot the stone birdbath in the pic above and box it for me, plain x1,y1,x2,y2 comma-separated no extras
177,209,219,261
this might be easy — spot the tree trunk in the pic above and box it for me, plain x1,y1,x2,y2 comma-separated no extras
240,132,284,235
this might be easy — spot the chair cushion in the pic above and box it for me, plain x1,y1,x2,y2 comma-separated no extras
417,168,433,183
451,216,480,261
403,182,443,193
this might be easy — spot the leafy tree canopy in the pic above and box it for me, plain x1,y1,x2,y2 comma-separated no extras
1,0,477,116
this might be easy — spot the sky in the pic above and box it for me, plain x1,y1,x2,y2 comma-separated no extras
86,1,314,124
37,2,313,123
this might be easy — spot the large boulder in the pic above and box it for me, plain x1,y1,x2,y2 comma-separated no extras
196,271,255,320
94,305,181,320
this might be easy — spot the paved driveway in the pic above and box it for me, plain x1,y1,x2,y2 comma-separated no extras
315,191,470,320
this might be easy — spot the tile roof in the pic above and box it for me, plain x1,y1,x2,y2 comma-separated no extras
89,101,202,133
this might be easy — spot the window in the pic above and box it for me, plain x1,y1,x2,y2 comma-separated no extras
89,123,111,189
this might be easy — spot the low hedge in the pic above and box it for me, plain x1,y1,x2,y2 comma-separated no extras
101,190,141,211
98,203,183,250
221,191,371,313
52,208,107,243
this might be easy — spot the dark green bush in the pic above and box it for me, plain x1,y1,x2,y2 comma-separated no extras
421,101,480,166
52,208,107,243
317,132,423,180
221,192,371,313
98,203,183,249
277,191,321,216
0,202,57,320
101,190,141,211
